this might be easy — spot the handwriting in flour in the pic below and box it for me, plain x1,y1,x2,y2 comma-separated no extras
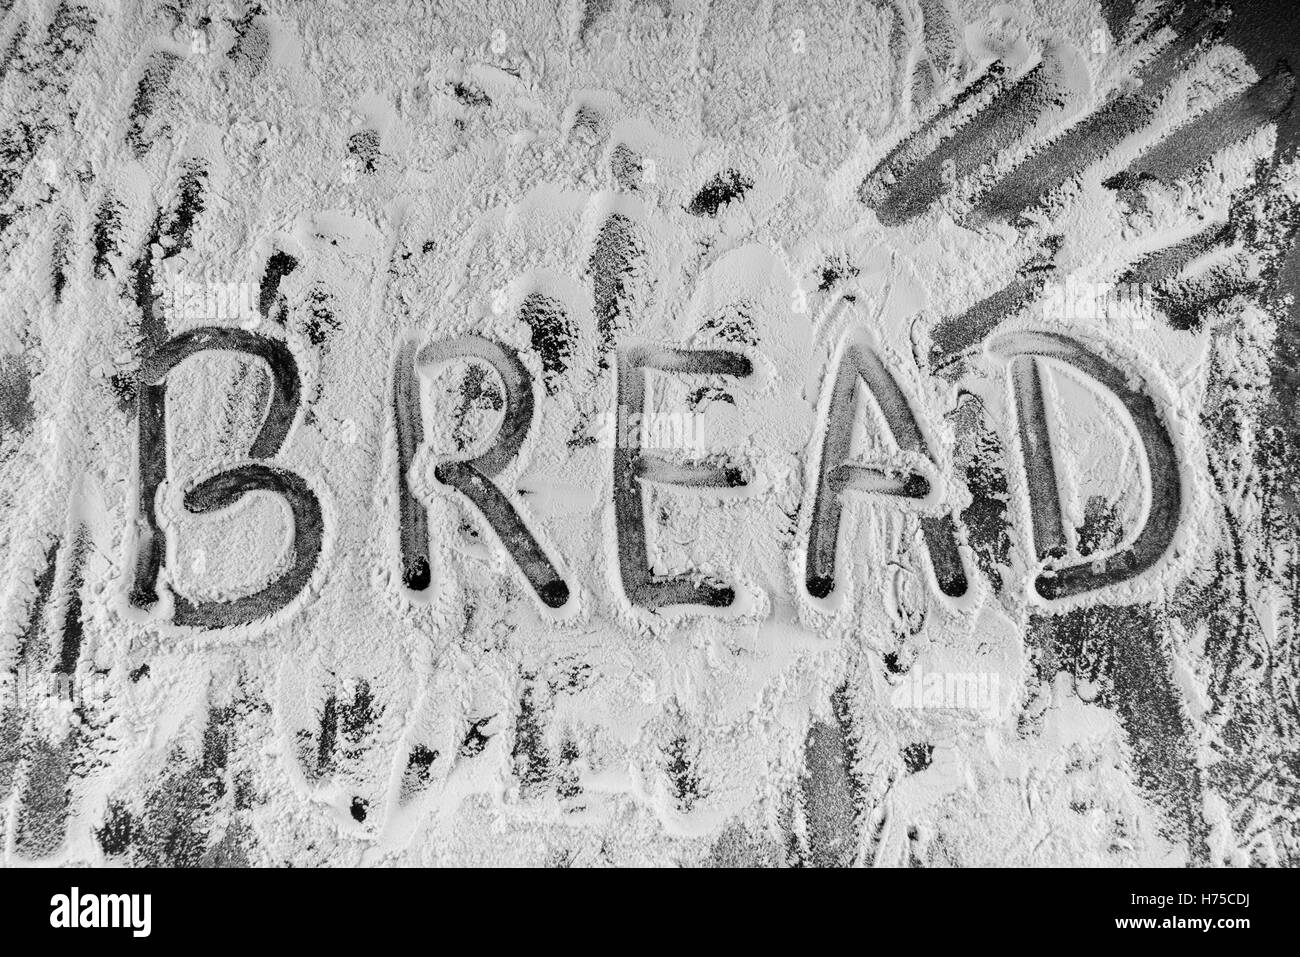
128,327,324,628
128,320,1183,627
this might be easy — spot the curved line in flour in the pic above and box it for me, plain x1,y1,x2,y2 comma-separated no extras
173,465,323,629
130,326,323,629
139,327,301,457
989,330,1183,601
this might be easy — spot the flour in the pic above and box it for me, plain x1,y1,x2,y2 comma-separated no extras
0,0,1297,867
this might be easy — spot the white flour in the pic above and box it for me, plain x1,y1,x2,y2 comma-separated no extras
0,0,1296,866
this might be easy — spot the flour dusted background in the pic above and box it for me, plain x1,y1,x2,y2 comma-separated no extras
0,0,1297,867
